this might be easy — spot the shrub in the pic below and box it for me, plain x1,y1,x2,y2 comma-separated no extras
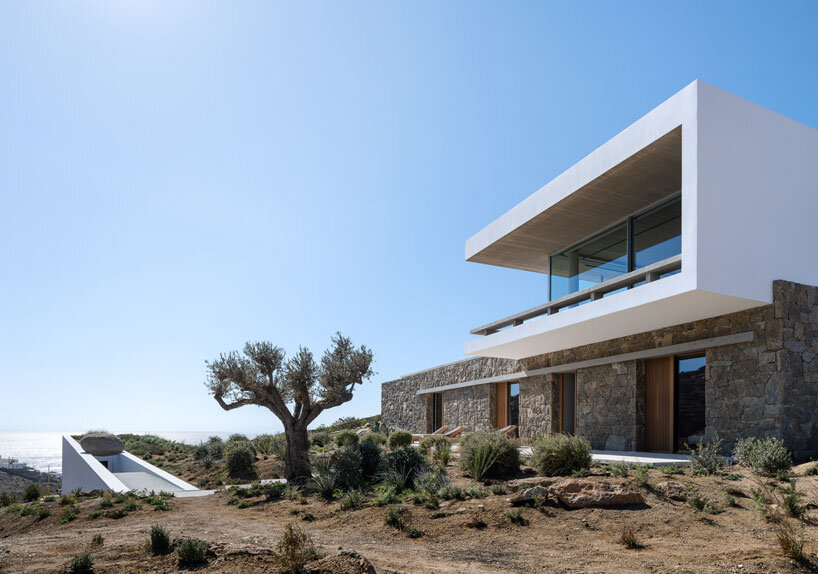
0,491,13,506
256,433,286,459
335,429,359,447
379,447,426,491
193,443,210,461
69,551,94,573
176,538,208,567
660,465,684,475
725,473,742,481
300,512,315,522
490,484,506,495
385,505,406,530
632,465,651,487
415,466,450,494
374,484,399,506
610,462,631,478
407,527,424,538
782,486,804,518
387,430,412,450
59,505,79,524
310,458,339,500
459,432,520,480
225,443,257,478
419,436,450,460
228,433,249,442
124,499,140,511
429,510,446,519
340,490,361,510
506,508,528,525
688,441,725,475
87,510,103,519
530,433,591,477
99,497,114,509
355,441,382,480
91,533,104,546
620,525,642,549
733,436,792,476
105,508,128,519
208,441,224,460
150,525,171,555
466,486,490,499
237,501,253,509
805,464,818,476
21,503,50,520
61,494,78,506
310,431,331,448
274,524,320,573
361,432,387,446
330,447,363,489
776,520,804,561
437,485,466,501
23,484,42,503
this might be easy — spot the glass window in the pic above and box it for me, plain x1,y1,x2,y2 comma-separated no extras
550,223,627,300
633,196,681,270
508,383,519,428
675,354,706,451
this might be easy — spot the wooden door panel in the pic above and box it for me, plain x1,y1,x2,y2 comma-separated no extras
645,357,674,453
496,382,508,429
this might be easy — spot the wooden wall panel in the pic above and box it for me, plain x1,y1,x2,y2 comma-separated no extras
496,382,508,429
645,357,674,452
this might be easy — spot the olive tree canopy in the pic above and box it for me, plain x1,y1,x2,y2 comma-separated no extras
205,332,374,480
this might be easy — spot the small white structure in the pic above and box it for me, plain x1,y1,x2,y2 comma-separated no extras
61,435,199,494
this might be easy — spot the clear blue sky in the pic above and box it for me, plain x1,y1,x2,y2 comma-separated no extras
2,1,817,434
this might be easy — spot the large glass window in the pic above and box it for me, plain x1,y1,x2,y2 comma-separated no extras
508,383,519,429
633,196,681,270
548,194,681,300
550,223,628,300
675,354,706,451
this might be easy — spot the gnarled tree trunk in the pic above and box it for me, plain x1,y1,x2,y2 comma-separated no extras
283,423,311,482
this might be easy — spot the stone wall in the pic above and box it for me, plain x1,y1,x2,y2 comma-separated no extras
381,280,818,457
381,357,518,433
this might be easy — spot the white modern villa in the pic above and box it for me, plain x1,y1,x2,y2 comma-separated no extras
382,80,818,457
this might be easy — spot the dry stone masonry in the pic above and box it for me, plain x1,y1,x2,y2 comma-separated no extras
381,280,818,458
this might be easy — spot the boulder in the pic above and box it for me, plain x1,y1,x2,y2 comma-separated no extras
505,477,555,493
548,479,644,509
304,549,376,574
79,433,124,457
510,485,551,506
658,480,689,501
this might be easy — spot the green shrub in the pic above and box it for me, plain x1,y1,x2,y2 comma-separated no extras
384,505,406,530
414,467,450,494
361,432,387,446
610,462,632,478
335,429,359,447
620,525,642,549
688,441,725,475
124,499,140,511
225,443,257,478
60,494,78,505
374,484,399,506
176,538,208,567
805,464,818,476
105,508,128,519
632,465,651,486
99,497,114,509
87,510,103,519
355,441,382,479
407,527,423,538
274,524,320,573
387,430,413,450
458,432,520,480
0,491,13,506
237,500,254,509
310,431,331,447
300,511,315,522
530,433,592,477
23,484,41,503
379,446,426,491
733,437,792,476
437,485,466,501
330,447,363,489
150,524,171,555
69,551,93,572
466,486,490,499
660,465,684,475
59,505,79,524
340,489,361,510
490,484,506,495
251,433,286,459
310,458,339,500
505,508,528,525
429,510,446,519
228,433,249,442
419,436,452,465
20,503,50,520
208,441,224,460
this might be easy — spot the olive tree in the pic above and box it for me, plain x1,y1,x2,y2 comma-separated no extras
205,333,374,481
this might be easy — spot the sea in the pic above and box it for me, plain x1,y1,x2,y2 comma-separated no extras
0,431,251,475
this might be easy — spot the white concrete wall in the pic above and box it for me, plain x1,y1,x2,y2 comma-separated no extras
60,435,129,494
696,82,818,303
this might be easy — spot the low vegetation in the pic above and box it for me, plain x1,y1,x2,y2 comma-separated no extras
733,436,792,476
459,431,520,479
274,524,320,573
387,430,412,450
150,524,171,555
68,551,94,573
530,433,591,476
175,538,208,567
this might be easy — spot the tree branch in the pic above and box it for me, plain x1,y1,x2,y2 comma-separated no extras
214,395,256,411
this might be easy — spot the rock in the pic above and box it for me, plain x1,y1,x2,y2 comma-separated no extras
658,480,688,501
510,485,551,506
505,477,556,493
79,433,124,457
548,479,644,509
304,549,376,574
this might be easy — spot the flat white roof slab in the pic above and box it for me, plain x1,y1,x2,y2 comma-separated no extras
113,471,183,493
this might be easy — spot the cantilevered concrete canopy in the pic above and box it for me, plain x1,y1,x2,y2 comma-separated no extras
466,128,682,274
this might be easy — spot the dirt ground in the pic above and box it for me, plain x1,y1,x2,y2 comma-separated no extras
1,463,817,573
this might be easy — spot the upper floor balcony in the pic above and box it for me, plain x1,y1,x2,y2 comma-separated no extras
464,80,818,360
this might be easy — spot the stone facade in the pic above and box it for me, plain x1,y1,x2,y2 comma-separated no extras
381,280,818,458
